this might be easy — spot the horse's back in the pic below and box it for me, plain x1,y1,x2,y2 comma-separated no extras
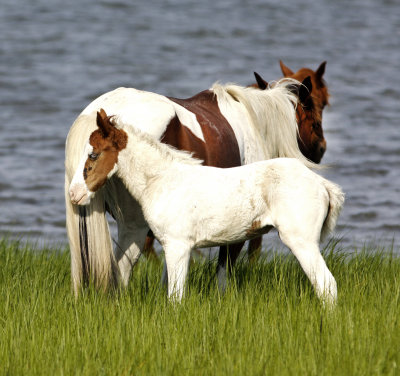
168,91,242,168
80,87,168,116
77,87,219,144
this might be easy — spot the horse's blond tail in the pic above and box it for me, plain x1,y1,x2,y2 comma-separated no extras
65,114,119,295
320,179,345,242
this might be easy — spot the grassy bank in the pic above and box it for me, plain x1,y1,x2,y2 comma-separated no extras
0,238,399,375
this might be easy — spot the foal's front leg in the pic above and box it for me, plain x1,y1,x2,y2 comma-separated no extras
163,240,192,301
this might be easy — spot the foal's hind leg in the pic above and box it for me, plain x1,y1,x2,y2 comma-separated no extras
216,242,245,291
278,230,337,304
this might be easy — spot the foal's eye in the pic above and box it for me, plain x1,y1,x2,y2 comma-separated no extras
89,152,99,161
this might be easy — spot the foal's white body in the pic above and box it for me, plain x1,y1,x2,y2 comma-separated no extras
70,119,344,303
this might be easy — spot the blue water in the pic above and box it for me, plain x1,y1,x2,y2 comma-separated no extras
0,0,399,251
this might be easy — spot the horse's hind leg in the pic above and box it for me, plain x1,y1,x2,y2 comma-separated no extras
279,230,337,304
248,236,262,262
216,242,245,291
142,230,159,261
116,222,149,286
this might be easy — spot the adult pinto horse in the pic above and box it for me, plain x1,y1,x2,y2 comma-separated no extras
65,77,317,294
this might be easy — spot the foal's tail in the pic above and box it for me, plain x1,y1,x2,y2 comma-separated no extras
65,114,119,295
320,178,345,242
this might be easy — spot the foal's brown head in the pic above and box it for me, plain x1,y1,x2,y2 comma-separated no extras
84,109,127,193
279,60,329,163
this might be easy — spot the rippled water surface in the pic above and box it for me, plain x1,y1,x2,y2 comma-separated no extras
0,0,399,251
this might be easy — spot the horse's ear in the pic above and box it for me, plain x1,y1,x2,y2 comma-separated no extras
298,76,313,104
254,72,268,90
96,108,114,137
279,60,294,77
316,61,327,80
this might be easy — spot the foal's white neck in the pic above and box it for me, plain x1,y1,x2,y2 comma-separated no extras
115,123,201,201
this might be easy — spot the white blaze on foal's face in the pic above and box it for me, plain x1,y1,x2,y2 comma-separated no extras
69,109,127,205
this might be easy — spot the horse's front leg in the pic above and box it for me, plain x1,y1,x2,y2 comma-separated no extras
216,242,245,291
108,178,150,287
115,221,149,287
163,240,192,301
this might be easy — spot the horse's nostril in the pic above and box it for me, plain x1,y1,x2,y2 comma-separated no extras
319,140,327,156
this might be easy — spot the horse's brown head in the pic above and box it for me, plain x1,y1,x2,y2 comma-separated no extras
69,109,127,205
279,61,329,163
280,60,329,109
253,69,327,163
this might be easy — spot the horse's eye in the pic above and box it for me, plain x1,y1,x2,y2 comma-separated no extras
312,122,321,131
89,152,99,161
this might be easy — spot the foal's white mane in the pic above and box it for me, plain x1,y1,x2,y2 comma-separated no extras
114,117,203,166
211,79,317,168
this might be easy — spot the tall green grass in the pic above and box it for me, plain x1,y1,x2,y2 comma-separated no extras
0,238,399,375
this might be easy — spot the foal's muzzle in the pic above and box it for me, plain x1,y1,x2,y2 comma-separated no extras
69,183,91,206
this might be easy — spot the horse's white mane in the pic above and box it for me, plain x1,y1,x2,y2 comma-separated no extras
114,117,203,166
211,79,317,168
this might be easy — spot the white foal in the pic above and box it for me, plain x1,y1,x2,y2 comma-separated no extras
69,110,344,303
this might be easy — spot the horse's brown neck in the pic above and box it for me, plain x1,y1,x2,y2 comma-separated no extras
295,95,326,163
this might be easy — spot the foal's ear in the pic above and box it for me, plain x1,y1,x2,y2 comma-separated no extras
279,60,294,77
298,76,313,104
254,72,268,90
96,108,114,137
316,61,327,80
